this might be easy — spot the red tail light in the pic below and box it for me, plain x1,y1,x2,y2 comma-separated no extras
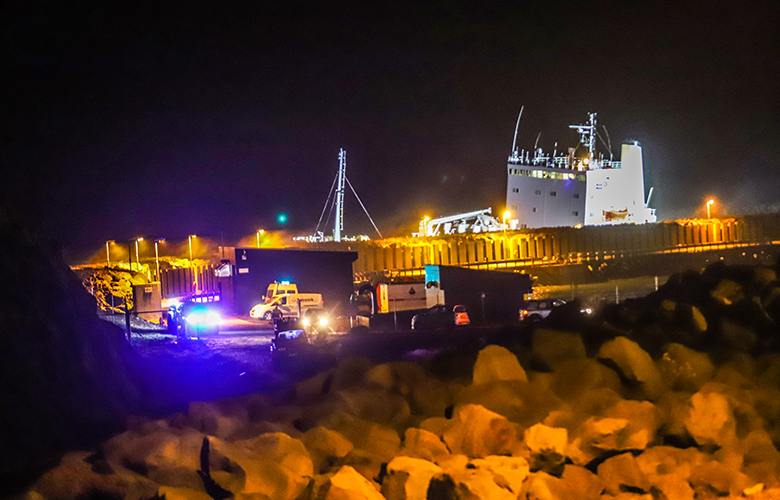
455,312,470,325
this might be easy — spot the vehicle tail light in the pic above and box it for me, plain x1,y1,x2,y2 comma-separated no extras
521,310,529,317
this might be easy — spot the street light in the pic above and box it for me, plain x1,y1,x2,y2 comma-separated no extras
256,229,264,248
503,210,511,259
105,240,114,268
706,199,715,219
188,234,197,293
154,238,165,281
134,237,144,271
188,234,196,265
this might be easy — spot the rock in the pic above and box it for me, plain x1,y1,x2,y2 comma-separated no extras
711,279,744,305
442,404,518,458
597,336,664,400
399,428,449,461
470,455,530,494
683,389,736,447
603,400,659,450
560,465,604,500
519,471,582,500
301,427,354,474
433,453,469,471
157,486,214,500
330,357,375,392
571,416,631,464
332,387,411,430
472,345,528,384
523,424,568,474
295,370,334,402
381,456,442,500
648,474,695,500
318,412,401,462
101,427,207,490
531,329,587,371
417,417,454,440
568,387,624,417
427,468,516,500
657,342,715,392
597,452,650,496
187,400,249,440
549,359,623,405
365,362,454,417
456,380,567,428
216,432,313,500
32,451,159,500
635,446,708,484
721,318,759,352
318,465,384,500
738,430,780,486
690,458,755,496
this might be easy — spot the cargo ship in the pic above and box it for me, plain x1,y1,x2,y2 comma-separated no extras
505,112,656,229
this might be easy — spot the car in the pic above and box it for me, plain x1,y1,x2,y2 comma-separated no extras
167,294,221,338
300,307,332,337
519,298,593,322
411,304,470,331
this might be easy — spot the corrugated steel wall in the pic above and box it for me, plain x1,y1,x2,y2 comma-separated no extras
348,214,780,275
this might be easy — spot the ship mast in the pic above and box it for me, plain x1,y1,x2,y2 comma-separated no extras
569,112,597,159
335,148,346,242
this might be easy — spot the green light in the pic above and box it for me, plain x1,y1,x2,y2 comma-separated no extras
277,213,287,224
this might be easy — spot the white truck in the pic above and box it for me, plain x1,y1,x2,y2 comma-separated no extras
249,282,324,320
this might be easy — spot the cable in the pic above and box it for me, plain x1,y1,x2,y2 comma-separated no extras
346,178,383,239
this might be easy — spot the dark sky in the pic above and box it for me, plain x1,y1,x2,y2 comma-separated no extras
4,1,778,261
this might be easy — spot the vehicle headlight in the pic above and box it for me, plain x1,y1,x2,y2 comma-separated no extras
206,311,220,325
186,313,204,325
319,317,328,326
302,318,310,326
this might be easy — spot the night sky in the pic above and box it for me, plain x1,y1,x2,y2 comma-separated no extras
4,2,778,262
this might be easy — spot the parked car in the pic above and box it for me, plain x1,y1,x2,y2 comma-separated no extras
167,298,221,338
519,298,592,322
411,304,470,331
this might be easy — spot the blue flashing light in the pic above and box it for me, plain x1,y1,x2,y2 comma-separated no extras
277,213,287,224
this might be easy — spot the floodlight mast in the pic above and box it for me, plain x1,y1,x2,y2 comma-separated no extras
335,148,346,242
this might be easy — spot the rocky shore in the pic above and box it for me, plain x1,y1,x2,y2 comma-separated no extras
19,260,780,499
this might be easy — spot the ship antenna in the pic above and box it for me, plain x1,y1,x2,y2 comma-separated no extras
510,106,524,159
533,131,541,151
602,125,614,161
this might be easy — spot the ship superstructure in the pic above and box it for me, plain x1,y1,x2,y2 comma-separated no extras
505,112,656,229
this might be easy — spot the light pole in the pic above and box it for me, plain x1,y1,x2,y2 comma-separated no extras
256,229,264,248
188,234,197,293
503,210,511,259
105,240,114,268
188,234,196,265
134,238,144,271
706,199,714,219
154,238,165,281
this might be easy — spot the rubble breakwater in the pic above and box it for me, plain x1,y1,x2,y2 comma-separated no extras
20,259,780,499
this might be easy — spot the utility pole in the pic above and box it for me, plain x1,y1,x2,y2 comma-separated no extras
335,149,346,242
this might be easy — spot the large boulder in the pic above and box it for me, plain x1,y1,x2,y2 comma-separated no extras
472,345,528,384
0,206,151,492
597,336,665,400
442,405,518,458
